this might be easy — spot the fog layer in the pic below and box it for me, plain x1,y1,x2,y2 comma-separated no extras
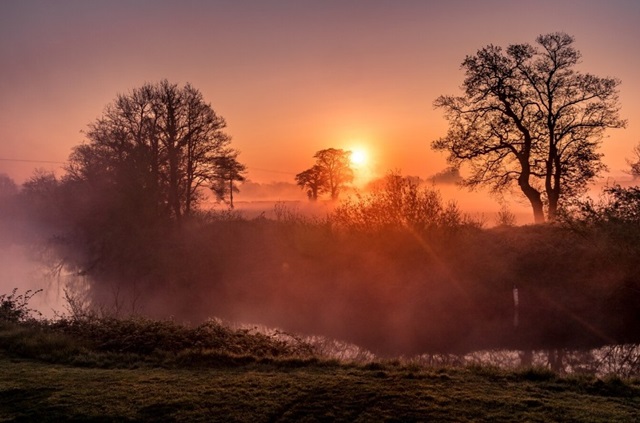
3,175,638,357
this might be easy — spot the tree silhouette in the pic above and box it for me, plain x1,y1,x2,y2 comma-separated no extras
0,174,17,199
20,170,61,223
296,148,353,201
433,33,626,223
295,165,327,201
211,153,247,208
627,142,640,179
66,80,242,221
315,148,354,200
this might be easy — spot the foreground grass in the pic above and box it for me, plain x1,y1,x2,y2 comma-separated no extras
1,353,639,422
1,310,639,422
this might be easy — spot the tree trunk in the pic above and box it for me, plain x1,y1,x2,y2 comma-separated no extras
530,197,545,224
168,147,182,221
547,194,559,221
546,156,562,222
519,180,545,223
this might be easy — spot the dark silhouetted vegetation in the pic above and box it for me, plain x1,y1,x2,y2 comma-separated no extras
0,288,42,323
0,289,316,367
210,152,247,208
0,173,18,199
296,148,354,200
433,32,626,223
295,164,326,200
332,172,481,233
628,141,640,179
66,80,243,221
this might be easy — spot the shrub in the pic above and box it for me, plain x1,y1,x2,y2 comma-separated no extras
48,316,316,358
331,172,481,234
0,288,42,322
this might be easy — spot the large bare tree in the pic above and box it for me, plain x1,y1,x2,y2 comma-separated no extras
433,33,626,223
67,80,241,220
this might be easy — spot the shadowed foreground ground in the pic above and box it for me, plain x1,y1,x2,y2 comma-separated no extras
1,354,638,422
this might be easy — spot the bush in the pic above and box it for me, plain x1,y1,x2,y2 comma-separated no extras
48,316,316,358
331,172,482,234
0,288,42,322
0,322,84,362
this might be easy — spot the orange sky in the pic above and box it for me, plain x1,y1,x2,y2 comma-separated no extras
1,1,639,220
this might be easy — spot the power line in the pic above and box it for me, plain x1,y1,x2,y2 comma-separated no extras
0,158,65,164
248,167,297,176
0,157,296,177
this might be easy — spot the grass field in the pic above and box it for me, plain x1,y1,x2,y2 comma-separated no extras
1,353,639,422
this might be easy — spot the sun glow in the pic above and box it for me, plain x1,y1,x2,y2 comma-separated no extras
347,145,377,187
350,149,368,166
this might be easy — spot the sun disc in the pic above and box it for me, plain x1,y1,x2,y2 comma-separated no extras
350,149,367,166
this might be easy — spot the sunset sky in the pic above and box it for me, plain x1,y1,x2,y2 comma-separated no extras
1,0,639,216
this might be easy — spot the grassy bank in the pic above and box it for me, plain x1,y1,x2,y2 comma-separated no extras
1,293,639,422
1,353,639,422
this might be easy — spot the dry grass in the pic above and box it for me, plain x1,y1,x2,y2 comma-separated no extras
1,353,638,422
1,313,639,422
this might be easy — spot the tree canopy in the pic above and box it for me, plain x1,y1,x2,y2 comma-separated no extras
296,148,354,201
0,174,17,199
627,142,640,179
295,165,327,201
433,32,626,223
66,80,243,220
210,152,247,208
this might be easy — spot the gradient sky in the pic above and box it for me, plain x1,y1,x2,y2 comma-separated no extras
1,1,639,208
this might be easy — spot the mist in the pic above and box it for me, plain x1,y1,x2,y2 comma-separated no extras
3,172,638,360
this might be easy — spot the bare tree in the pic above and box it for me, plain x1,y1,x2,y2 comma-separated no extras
433,33,626,223
67,80,239,221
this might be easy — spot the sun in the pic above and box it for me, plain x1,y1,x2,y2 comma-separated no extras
346,144,376,186
350,148,368,167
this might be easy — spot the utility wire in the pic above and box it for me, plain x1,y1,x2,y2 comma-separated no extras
0,158,296,177
249,167,297,176
0,158,65,164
